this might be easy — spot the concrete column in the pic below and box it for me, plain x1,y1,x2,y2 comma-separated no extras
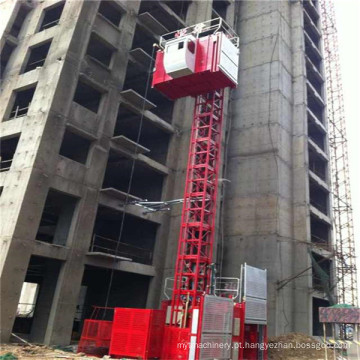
0,240,32,342
0,0,88,343
290,0,313,334
224,0,296,335
30,260,60,343
53,200,76,246
38,0,141,344
0,0,19,41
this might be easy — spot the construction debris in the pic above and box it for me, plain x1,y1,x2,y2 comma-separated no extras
0,343,101,360
268,333,336,360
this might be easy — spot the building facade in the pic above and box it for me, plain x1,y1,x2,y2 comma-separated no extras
0,0,333,345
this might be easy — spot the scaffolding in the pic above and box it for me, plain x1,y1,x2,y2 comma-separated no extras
320,0,358,306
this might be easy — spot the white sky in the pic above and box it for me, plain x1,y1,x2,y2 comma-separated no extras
334,0,360,299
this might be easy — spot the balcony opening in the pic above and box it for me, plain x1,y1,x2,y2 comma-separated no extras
0,135,20,172
36,189,78,245
8,86,36,120
309,179,329,215
311,215,331,248
305,36,322,71
73,80,103,113
306,64,323,96
80,266,150,323
308,120,325,150
308,148,327,181
86,33,115,68
89,206,158,264
138,1,182,31
312,297,331,336
303,0,319,26
13,256,61,341
131,24,155,57
163,0,190,21
59,129,92,164
1,41,16,76
212,0,228,20
311,252,331,292
9,4,31,38
39,1,65,32
22,41,52,73
98,0,123,27
307,88,324,123
102,150,164,201
305,50,321,73
123,61,174,120
304,18,320,48
114,105,170,164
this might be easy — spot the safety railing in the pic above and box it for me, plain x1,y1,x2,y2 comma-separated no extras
214,277,240,300
89,234,153,265
25,58,46,72
311,234,331,250
40,19,60,31
8,103,31,119
159,17,239,49
0,159,13,172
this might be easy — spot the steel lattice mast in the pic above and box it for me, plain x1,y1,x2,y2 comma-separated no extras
171,89,224,325
320,0,358,306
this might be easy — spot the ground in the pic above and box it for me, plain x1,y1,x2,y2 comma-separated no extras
0,333,339,359
268,333,337,360
0,344,98,360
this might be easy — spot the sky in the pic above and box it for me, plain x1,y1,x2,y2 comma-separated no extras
334,0,360,299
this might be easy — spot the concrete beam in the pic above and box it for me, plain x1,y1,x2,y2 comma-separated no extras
32,241,69,261
98,191,164,225
85,255,156,277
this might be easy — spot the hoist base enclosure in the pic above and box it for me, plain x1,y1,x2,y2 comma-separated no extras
78,300,267,360
109,308,165,359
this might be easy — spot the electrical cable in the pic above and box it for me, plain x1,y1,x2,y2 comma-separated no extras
102,46,156,312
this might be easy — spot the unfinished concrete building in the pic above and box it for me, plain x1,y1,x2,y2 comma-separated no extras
0,0,334,345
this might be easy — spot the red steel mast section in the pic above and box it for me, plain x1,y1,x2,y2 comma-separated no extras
170,89,225,325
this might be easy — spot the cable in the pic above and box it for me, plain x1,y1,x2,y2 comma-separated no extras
102,46,156,312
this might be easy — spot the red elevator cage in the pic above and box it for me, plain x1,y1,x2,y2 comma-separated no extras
78,307,113,357
78,320,113,357
152,32,237,100
109,308,165,359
